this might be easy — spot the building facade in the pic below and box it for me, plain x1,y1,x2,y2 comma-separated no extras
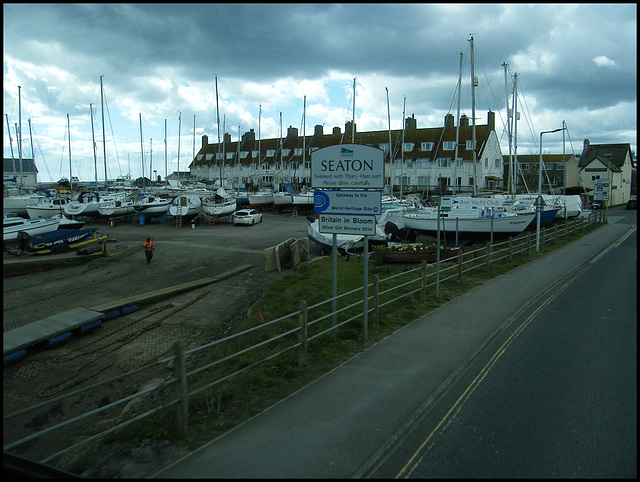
502,153,581,195
578,140,633,206
3,157,38,189
189,111,504,196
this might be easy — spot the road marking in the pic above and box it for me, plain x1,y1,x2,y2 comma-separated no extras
590,226,636,264
396,277,576,479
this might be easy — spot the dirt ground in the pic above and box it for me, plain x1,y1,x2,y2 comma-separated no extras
3,211,313,477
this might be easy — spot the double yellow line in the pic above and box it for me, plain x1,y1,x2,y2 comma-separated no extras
396,278,575,479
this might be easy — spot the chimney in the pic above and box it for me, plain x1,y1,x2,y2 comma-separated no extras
583,139,590,154
460,114,469,127
202,134,208,148
224,133,231,143
333,127,341,135
405,115,417,130
314,124,323,136
345,120,356,134
487,111,495,131
287,126,298,138
444,113,454,128
242,128,255,144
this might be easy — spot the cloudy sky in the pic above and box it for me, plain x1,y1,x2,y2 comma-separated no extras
3,3,637,183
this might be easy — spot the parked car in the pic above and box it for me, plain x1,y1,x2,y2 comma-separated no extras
626,195,637,209
232,208,263,225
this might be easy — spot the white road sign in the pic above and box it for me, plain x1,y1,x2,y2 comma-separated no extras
317,214,377,235
593,179,610,201
311,144,385,189
314,190,382,215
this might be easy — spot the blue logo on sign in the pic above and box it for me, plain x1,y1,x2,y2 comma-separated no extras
314,191,330,213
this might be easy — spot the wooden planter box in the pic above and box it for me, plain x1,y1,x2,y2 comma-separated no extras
374,246,462,264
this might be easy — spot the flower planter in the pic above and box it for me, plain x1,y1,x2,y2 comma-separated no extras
374,244,462,264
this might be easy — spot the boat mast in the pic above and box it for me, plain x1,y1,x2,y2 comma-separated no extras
352,77,356,142
400,96,406,199
302,95,306,189
386,87,393,197
164,119,168,184
279,111,283,189
177,112,181,186
257,103,261,188
67,113,73,192
562,119,566,195
100,76,107,189
139,113,144,188
215,75,222,188
454,52,463,195
18,86,23,192
28,118,35,170
470,35,477,196
5,114,15,159
512,73,519,195
90,103,98,186
150,138,153,184
502,62,513,198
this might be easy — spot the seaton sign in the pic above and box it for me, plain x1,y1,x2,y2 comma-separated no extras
311,144,385,189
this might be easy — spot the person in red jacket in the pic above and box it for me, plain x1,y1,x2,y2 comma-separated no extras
143,237,155,264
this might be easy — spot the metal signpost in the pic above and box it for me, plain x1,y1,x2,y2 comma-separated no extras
311,144,385,339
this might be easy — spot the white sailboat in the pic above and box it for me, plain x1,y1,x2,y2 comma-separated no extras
202,187,236,218
169,194,202,218
3,216,60,242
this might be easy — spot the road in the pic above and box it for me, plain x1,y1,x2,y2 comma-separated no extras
373,209,637,478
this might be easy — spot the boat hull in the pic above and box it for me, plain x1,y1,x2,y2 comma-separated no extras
3,217,61,242
402,211,536,241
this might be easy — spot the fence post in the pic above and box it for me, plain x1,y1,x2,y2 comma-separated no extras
485,241,491,270
508,236,513,262
372,275,379,327
420,261,427,302
573,218,577,236
526,231,530,256
541,227,546,250
173,342,188,439
457,250,463,282
298,300,307,367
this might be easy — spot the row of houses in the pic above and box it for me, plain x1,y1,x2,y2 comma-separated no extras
188,110,635,205
4,111,635,205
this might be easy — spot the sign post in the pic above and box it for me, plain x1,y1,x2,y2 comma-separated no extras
311,144,385,340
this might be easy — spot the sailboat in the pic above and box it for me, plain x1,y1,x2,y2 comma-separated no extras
202,187,236,218
401,38,536,242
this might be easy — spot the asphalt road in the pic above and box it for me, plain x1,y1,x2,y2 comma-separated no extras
373,211,637,478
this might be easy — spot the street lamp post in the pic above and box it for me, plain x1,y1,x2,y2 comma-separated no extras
537,127,564,254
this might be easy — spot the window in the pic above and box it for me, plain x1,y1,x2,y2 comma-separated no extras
456,158,464,168
416,158,430,168
402,142,414,152
266,149,275,157
442,141,456,150
417,176,429,186
294,148,303,156
421,142,434,151
262,163,271,171
252,150,259,159
592,175,600,181
466,140,475,150
494,159,501,169
406,160,413,169
379,143,391,153
438,158,450,168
